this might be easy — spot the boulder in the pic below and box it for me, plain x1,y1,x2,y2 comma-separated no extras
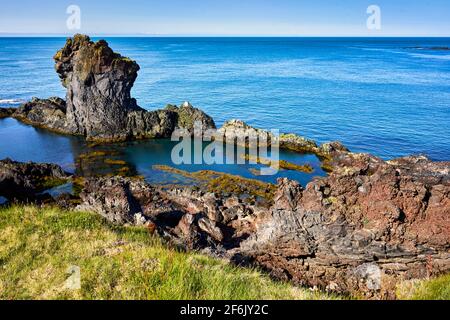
0,158,70,201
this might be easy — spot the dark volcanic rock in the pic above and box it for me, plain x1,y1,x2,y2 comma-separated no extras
0,107,16,119
13,97,67,132
76,176,256,250
54,35,141,140
0,158,70,201
15,34,215,142
77,176,182,225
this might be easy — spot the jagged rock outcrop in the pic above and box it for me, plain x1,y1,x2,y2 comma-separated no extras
13,97,67,133
239,155,450,299
76,176,233,250
73,155,449,299
218,119,349,158
54,35,140,140
0,158,70,202
13,34,215,142
4,152,447,299
0,108,16,119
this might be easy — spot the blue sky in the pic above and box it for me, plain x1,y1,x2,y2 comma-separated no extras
0,0,449,36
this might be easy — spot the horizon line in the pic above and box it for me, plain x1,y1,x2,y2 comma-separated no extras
1,33,450,38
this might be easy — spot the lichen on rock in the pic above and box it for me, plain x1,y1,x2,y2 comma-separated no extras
13,97,67,133
0,107,16,119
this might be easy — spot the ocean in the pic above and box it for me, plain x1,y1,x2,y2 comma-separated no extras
0,37,449,185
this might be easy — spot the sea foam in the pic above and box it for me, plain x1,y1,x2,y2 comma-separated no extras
0,99,23,105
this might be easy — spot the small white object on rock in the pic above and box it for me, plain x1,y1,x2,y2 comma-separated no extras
354,263,382,291
326,282,339,292
134,213,147,226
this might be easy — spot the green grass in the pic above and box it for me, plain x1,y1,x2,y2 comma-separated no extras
397,274,450,300
1,205,447,300
0,205,339,300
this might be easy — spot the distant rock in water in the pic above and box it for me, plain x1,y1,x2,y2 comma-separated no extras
429,47,450,51
13,34,215,142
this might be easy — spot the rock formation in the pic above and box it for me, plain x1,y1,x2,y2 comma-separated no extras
0,158,70,202
73,153,449,299
218,119,350,169
13,97,67,132
240,155,450,299
12,35,215,142
0,107,16,119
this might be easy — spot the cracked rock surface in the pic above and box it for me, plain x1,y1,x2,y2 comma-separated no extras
73,154,449,299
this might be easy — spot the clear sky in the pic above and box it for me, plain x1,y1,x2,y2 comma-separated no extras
0,0,449,36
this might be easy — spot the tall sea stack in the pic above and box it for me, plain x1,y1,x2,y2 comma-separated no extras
54,35,141,139
13,34,215,142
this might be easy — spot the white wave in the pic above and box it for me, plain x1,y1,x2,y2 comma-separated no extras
0,98,23,105
354,47,405,55
408,53,450,61
355,47,450,61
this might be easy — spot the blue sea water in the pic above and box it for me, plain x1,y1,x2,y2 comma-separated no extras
0,37,449,186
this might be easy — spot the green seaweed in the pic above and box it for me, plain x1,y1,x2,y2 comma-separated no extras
152,165,276,202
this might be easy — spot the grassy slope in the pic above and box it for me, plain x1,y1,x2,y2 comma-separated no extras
1,205,448,300
0,205,339,300
396,274,450,300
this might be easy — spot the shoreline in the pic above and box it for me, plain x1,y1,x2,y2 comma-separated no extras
1,148,449,299
0,34,449,300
